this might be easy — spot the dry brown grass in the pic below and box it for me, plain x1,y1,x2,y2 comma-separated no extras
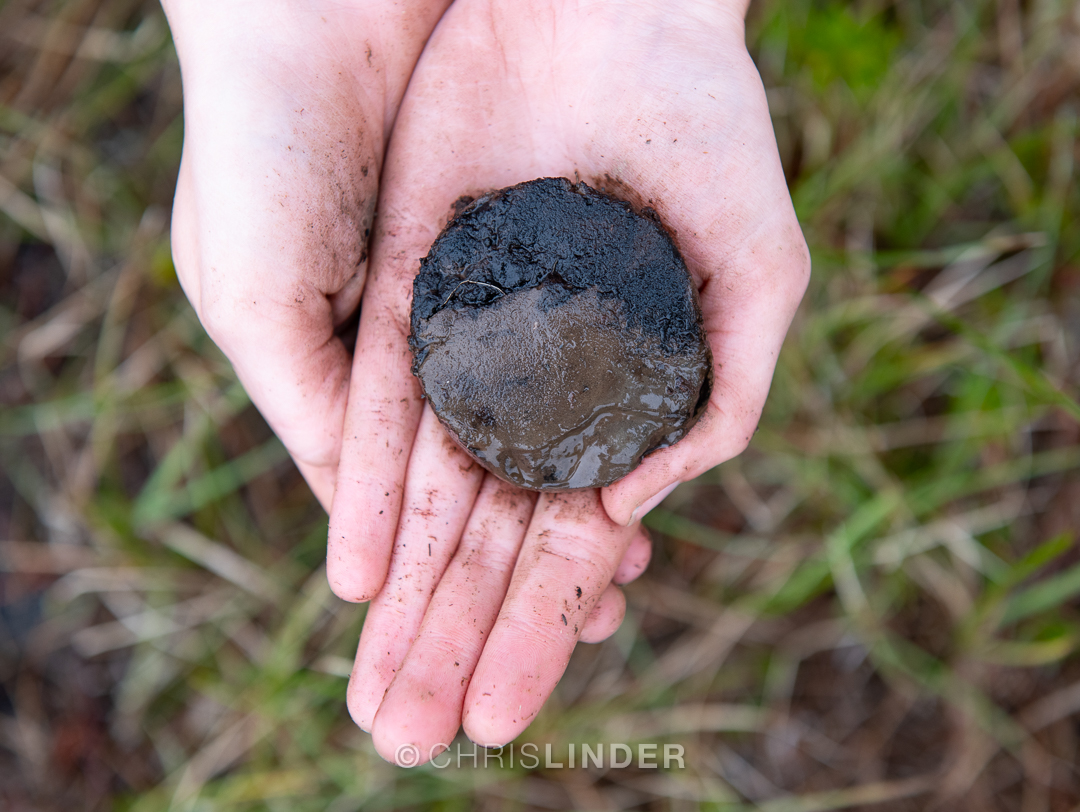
2,0,1080,809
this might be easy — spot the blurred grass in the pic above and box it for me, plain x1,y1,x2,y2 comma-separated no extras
1,0,1079,809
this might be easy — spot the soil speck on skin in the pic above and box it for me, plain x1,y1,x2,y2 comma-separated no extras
410,177,712,491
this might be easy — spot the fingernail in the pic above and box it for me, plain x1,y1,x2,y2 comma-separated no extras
627,481,680,526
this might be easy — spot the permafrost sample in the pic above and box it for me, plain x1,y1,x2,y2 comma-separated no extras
409,177,712,491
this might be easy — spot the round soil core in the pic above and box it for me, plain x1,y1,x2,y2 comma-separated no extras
409,177,712,491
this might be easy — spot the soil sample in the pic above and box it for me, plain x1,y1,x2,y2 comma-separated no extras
409,177,712,491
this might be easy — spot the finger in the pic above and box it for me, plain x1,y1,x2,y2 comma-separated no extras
324,173,445,602
345,405,485,731
370,475,535,764
462,490,635,746
579,582,626,644
612,527,652,585
324,0,598,601
324,92,558,602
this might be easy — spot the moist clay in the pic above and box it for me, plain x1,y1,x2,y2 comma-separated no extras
409,177,712,491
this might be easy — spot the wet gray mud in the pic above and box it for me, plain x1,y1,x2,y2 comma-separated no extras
409,177,712,491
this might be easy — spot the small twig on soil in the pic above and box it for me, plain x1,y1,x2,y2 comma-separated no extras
440,279,505,307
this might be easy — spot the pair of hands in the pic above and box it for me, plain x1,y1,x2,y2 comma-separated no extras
164,0,809,765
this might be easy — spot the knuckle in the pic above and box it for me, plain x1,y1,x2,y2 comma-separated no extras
686,400,760,476
195,292,238,345
419,626,478,666
791,233,812,294
531,540,613,588
730,409,761,457
455,536,518,577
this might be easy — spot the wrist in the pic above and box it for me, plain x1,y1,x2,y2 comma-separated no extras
163,0,453,140
544,0,747,44
571,0,749,23
162,0,453,71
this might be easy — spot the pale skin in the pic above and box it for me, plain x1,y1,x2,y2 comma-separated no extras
166,0,809,767
164,0,456,505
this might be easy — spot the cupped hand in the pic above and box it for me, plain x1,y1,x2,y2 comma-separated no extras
163,0,450,507
329,0,810,763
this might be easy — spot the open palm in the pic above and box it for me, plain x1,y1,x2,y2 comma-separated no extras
328,0,810,764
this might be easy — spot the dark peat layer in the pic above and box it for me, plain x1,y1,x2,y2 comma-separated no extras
409,177,712,491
